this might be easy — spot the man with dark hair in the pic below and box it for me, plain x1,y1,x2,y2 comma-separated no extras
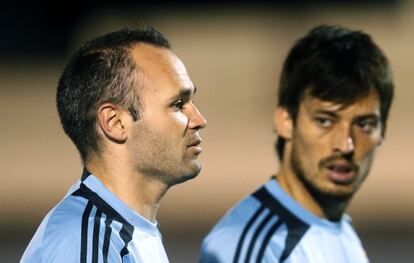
200,25,393,262
21,27,206,262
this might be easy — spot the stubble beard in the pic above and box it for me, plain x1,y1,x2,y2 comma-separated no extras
168,161,201,186
159,153,201,187
290,141,354,206
132,127,201,187
137,152,201,187
158,138,203,186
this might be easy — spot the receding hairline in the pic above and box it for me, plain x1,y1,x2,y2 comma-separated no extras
129,42,175,65
128,42,184,82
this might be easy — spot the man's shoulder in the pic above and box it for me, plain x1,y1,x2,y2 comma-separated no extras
209,192,263,234
21,193,89,262
202,182,294,243
199,185,291,262
43,193,88,237
200,182,310,263
200,194,261,262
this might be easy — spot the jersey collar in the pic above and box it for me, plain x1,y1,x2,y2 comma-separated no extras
81,170,160,236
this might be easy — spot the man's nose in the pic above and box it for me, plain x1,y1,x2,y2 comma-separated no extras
332,126,355,155
188,103,207,130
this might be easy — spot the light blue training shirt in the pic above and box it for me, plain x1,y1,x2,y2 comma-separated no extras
21,170,169,263
200,177,369,263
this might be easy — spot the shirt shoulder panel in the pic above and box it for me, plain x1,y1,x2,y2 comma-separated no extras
21,193,89,263
201,182,312,263
200,195,264,262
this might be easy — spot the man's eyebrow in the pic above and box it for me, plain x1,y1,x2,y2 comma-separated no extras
179,86,194,97
353,113,380,121
180,85,197,97
168,86,196,103
313,110,340,118
313,110,381,123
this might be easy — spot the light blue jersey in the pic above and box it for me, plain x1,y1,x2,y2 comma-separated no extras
200,178,369,263
21,170,169,263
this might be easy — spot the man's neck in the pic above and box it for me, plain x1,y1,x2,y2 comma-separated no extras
85,157,168,223
276,167,348,222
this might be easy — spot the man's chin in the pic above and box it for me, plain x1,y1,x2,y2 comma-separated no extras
168,164,201,186
313,185,355,203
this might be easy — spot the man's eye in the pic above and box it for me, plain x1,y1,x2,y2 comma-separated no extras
357,119,377,132
315,117,333,128
174,100,184,110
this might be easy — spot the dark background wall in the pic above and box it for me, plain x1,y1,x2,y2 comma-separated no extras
1,0,413,262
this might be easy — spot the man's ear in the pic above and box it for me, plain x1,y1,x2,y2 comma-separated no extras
274,106,293,140
96,103,128,143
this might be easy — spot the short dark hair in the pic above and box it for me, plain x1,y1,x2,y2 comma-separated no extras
276,25,394,160
56,27,171,163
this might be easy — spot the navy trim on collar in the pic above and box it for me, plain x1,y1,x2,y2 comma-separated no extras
81,168,91,181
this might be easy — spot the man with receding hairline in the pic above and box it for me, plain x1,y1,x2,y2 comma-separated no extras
21,27,206,263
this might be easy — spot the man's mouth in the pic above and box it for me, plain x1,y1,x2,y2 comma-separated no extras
188,138,202,147
325,162,357,184
187,138,202,154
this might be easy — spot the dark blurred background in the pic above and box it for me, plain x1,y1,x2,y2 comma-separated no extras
1,0,413,262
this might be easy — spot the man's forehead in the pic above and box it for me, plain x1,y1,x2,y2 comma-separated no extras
130,43,195,98
132,43,191,80
302,90,380,113
131,43,173,68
